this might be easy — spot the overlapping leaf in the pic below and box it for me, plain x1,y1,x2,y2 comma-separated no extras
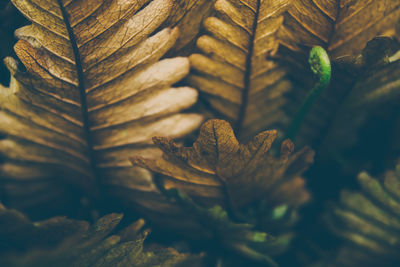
0,0,203,215
131,119,314,258
132,119,313,211
0,204,202,267
279,0,400,57
321,163,400,267
165,0,216,54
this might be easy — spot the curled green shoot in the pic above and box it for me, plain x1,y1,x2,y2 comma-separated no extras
285,46,332,142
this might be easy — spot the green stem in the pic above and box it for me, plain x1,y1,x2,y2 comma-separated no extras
285,46,331,141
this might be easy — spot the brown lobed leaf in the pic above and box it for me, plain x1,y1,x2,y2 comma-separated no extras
132,119,314,210
131,119,314,242
0,0,203,215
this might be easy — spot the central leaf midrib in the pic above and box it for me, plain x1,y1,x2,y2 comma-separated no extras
235,1,261,135
57,1,98,184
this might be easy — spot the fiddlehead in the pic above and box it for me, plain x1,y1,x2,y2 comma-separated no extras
285,46,332,141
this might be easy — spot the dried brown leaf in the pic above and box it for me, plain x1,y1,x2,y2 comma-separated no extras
131,119,314,224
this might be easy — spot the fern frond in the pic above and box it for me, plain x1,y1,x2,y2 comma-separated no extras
0,0,203,215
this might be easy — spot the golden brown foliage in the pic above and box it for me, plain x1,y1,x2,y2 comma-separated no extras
0,0,203,213
1,1,400,265
130,119,314,263
132,119,313,211
189,1,292,140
